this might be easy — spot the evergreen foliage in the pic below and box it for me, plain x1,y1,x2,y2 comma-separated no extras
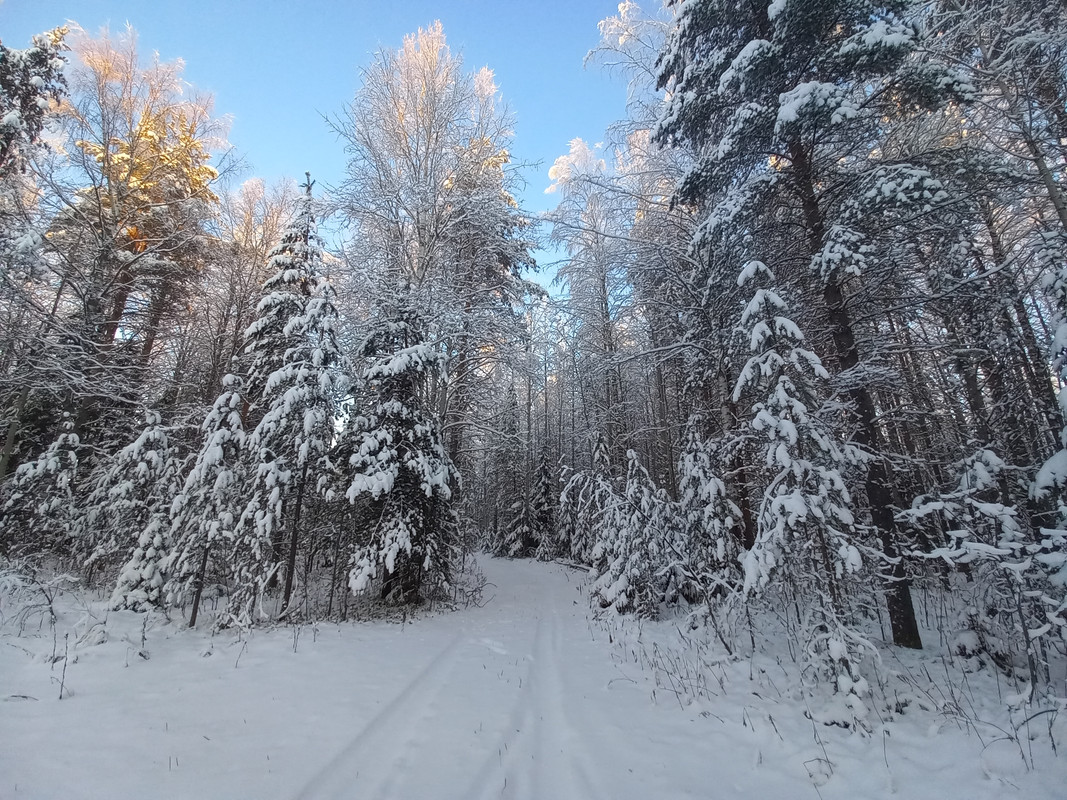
0,414,80,556
166,373,249,626
1,13,1066,715
0,27,67,177
240,174,347,617
344,286,457,605
102,411,181,611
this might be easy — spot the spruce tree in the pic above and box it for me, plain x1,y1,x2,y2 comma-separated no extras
503,496,535,558
732,261,870,702
0,413,80,556
344,285,457,605
493,386,532,558
731,262,859,595
105,411,181,611
677,417,743,602
240,174,347,617
592,450,674,617
167,372,249,627
560,432,616,566
532,446,560,561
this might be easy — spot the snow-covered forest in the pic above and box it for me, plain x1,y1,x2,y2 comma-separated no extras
3,1,1067,796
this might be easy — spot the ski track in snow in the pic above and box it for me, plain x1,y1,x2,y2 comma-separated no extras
296,561,616,800
464,593,606,800
295,634,465,799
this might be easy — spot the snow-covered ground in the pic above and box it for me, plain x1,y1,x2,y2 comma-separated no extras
2,557,1064,799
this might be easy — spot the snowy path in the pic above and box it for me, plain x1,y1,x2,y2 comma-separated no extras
292,558,713,799
1,558,722,799
3,557,1064,799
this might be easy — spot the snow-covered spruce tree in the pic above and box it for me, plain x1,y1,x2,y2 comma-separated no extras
166,372,250,627
492,385,534,558
240,175,347,618
0,413,80,556
102,411,181,611
556,472,579,563
0,27,67,179
504,496,535,559
592,449,678,618
345,285,457,606
532,446,561,561
560,432,616,567
677,416,743,603
654,0,973,649
732,261,871,709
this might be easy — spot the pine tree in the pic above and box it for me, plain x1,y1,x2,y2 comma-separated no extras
653,0,974,648
345,285,457,605
240,174,347,617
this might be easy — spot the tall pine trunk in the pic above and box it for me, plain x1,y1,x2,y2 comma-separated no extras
790,140,922,649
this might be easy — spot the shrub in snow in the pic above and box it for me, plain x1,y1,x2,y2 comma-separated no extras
903,434,1067,694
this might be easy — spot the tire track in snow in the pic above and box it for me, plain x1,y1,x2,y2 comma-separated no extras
294,634,464,799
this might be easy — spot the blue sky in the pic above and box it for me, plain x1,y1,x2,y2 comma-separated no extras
2,0,628,258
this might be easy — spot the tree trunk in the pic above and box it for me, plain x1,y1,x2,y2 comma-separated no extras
0,384,30,483
823,278,923,649
280,463,309,614
789,139,922,649
188,543,212,628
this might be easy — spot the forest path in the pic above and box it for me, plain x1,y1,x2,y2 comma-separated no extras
294,557,714,800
